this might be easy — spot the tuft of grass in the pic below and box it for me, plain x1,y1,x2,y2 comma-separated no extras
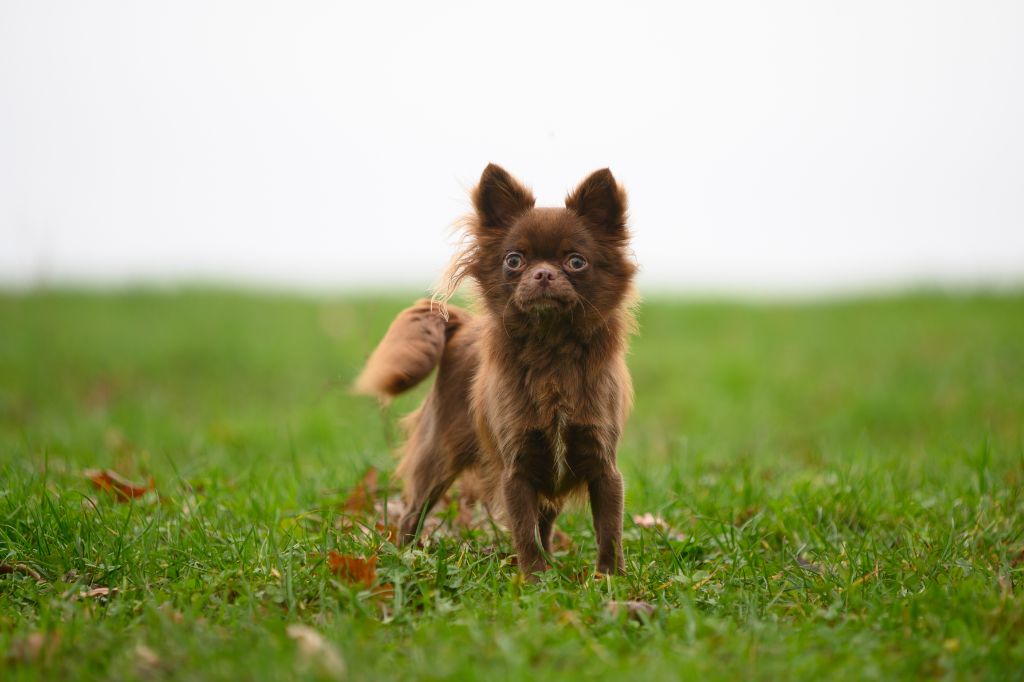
1,289,1022,680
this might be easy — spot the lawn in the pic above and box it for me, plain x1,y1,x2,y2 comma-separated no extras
1,289,1022,680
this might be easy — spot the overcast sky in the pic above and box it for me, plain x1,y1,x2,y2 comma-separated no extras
2,1,1022,295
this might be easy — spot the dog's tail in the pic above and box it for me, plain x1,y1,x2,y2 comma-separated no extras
353,299,467,400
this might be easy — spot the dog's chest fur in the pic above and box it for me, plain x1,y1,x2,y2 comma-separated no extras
519,359,591,494
551,412,570,488
473,316,624,500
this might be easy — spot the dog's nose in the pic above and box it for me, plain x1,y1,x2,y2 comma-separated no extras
532,267,556,287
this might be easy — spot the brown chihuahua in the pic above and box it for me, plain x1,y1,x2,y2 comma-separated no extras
355,164,636,578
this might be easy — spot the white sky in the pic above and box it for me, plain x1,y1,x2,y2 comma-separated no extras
2,1,1022,294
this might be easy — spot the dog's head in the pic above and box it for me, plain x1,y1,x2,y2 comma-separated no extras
449,164,635,330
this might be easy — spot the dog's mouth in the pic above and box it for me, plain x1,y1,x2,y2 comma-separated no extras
515,290,576,313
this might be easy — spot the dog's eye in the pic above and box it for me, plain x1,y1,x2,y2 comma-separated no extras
504,252,525,270
565,253,588,272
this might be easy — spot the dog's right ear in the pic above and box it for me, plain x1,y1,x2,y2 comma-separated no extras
473,163,535,229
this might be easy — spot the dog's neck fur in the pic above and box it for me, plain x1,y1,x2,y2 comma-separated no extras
485,304,630,375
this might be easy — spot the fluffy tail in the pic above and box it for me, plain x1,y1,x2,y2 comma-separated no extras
353,299,466,399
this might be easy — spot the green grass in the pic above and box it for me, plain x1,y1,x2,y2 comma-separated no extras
1,289,1022,680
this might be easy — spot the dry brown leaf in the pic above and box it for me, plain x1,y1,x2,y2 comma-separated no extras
336,518,398,545
632,513,687,541
85,380,117,410
795,555,824,575
343,467,379,514
998,573,1014,599
382,499,405,525
134,643,161,669
375,522,397,544
558,610,582,626
550,527,573,552
327,550,377,587
0,562,45,582
607,600,656,621
84,469,154,501
371,582,395,601
287,624,346,680
570,568,592,584
632,512,667,529
6,632,60,665
158,602,184,624
849,562,880,589
733,506,759,526
76,586,116,600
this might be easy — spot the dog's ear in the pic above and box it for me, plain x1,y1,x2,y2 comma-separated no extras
566,168,627,234
473,163,535,229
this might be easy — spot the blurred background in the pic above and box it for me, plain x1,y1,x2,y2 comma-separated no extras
2,0,1022,295
2,7,1023,677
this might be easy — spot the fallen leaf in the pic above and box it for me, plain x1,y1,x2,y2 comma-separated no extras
0,562,45,582
343,467,379,513
134,643,161,669
371,583,395,601
570,568,592,584
849,562,880,589
558,610,581,626
733,506,759,526
632,513,686,541
6,632,60,664
157,602,184,624
632,512,667,529
795,555,824,575
382,498,405,524
85,380,117,410
375,522,397,544
287,624,346,680
691,573,715,590
74,586,116,601
327,550,377,587
607,600,656,621
84,469,154,501
479,545,515,562
550,527,573,552
998,572,1013,598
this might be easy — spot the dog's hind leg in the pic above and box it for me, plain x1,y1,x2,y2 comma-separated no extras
397,465,456,545
391,313,479,545
396,403,459,544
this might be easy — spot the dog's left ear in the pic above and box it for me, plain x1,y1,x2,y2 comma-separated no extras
566,169,627,234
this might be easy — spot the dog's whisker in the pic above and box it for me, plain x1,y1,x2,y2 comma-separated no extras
577,291,610,329
500,295,515,339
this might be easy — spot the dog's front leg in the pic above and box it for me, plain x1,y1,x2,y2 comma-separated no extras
566,425,626,576
589,466,625,575
502,470,546,579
